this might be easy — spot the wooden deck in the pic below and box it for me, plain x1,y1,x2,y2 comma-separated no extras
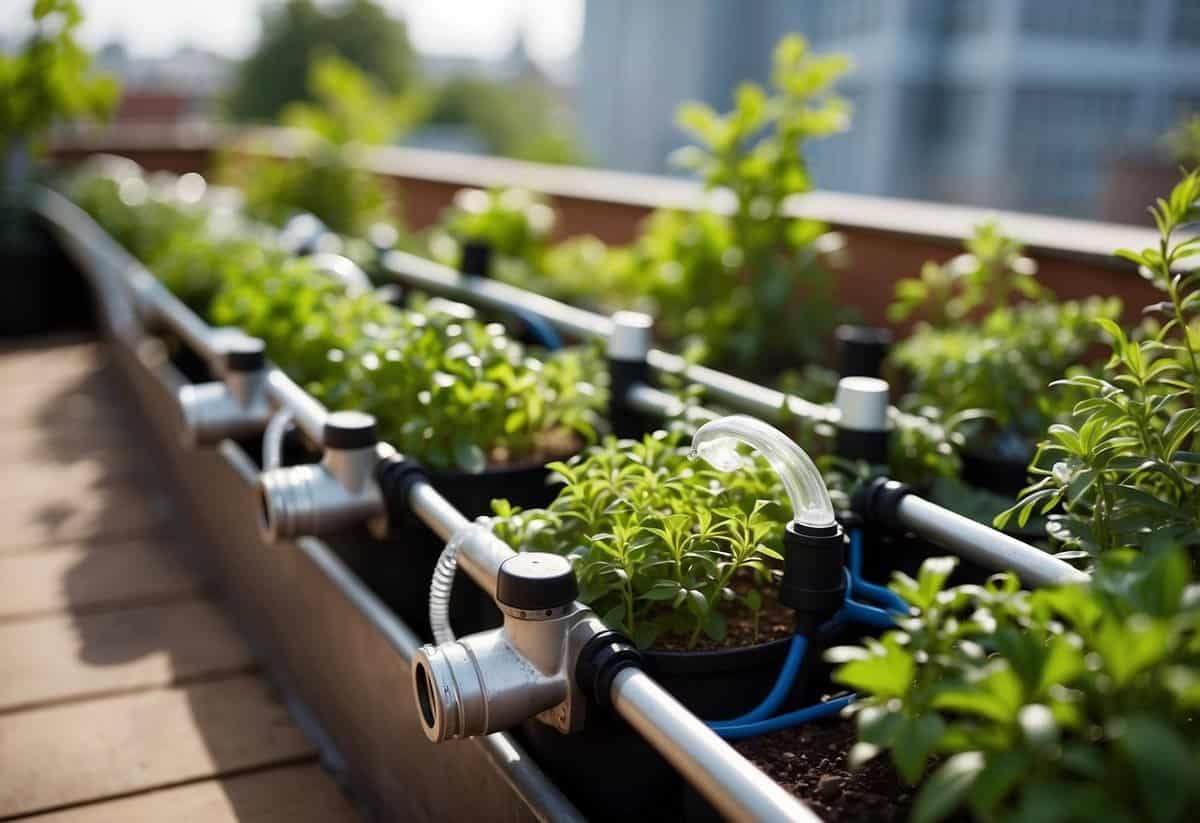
0,335,360,822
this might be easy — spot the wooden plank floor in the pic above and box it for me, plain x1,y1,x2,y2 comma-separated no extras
0,336,360,822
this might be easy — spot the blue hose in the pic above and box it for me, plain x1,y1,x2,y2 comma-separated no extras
701,530,907,741
515,310,564,350
709,635,807,728
710,694,856,741
849,529,909,614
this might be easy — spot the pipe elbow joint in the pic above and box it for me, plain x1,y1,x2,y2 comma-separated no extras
257,443,385,543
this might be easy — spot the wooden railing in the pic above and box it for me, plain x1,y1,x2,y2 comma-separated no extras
50,124,1167,328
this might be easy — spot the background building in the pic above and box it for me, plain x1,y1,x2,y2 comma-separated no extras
578,0,1200,217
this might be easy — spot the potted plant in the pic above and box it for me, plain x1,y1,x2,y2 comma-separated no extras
68,164,606,635
1,0,116,335
887,223,1121,497
820,171,1200,823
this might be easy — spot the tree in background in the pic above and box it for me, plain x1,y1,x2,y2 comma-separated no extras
226,0,418,124
1,0,117,192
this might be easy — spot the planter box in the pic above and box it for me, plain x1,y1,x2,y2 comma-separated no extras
39,190,584,823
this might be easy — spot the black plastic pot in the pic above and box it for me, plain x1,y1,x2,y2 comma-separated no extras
519,636,796,821
329,456,568,640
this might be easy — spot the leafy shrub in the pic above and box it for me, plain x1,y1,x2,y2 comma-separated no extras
492,431,791,649
889,224,1119,451
72,167,605,472
436,34,851,370
228,53,424,235
830,548,1200,823
997,171,1200,554
427,186,556,279
0,0,116,183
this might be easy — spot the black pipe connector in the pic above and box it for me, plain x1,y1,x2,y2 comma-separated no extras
374,452,430,530
608,357,653,439
851,477,915,533
575,630,643,708
460,239,492,278
779,521,847,633
835,427,889,465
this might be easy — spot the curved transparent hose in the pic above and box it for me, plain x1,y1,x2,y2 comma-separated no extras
690,414,835,528
263,407,294,471
429,518,494,645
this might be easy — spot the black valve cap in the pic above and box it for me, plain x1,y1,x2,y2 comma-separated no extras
497,553,579,612
323,410,378,450
224,337,266,373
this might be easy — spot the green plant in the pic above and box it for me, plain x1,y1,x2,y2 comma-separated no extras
1,0,116,193
892,298,1121,447
997,171,1200,554
830,548,1200,823
72,167,605,472
492,431,792,649
229,53,424,235
889,222,1047,328
427,186,556,278
445,34,852,370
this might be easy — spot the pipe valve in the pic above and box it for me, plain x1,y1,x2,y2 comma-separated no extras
257,411,391,542
413,551,606,742
177,336,271,447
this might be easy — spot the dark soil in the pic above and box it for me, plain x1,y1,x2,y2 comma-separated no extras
735,718,914,822
656,583,796,651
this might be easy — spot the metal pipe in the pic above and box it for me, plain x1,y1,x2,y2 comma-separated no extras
625,383,719,424
382,250,613,340
610,667,822,823
646,350,837,424
265,369,328,446
896,495,1088,587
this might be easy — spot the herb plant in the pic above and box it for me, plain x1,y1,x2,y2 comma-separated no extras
228,53,424,235
492,430,791,649
830,548,1200,823
997,171,1200,554
72,166,606,472
889,224,1120,453
435,34,851,370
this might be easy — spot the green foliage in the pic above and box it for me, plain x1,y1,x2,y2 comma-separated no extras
72,166,604,472
0,0,116,182
831,549,1200,823
225,0,418,124
889,222,1047,327
428,187,557,278
997,171,1200,554
449,34,852,370
229,54,421,235
892,298,1122,444
492,431,791,649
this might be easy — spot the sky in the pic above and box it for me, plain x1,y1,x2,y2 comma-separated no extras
1,0,586,66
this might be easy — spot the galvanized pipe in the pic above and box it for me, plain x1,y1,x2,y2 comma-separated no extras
264,369,329,446
896,495,1088,587
610,667,822,823
382,250,613,339
625,383,720,424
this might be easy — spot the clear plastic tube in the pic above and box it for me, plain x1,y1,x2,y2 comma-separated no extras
690,414,835,528
429,518,493,645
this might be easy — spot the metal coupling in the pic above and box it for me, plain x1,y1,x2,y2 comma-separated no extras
413,553,606,742
257,411,390,542
177,337,271,447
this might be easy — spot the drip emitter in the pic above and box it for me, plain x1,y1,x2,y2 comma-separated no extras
691,414,846,631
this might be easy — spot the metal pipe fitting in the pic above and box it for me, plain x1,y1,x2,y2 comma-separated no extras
257,411,390,542
177,337,271,447
413,553,604,742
